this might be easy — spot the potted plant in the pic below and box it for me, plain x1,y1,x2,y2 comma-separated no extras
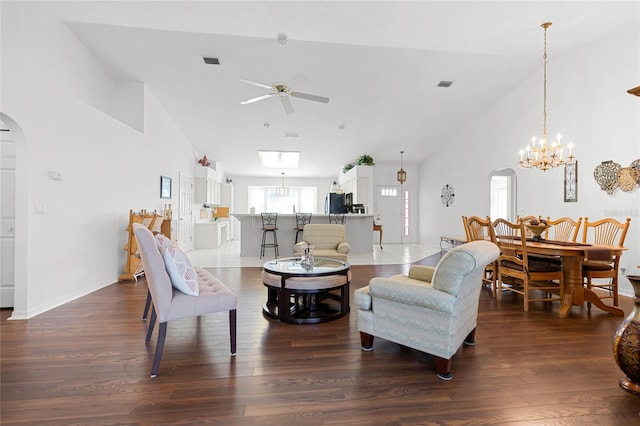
357,154,375,166
342,163,355,173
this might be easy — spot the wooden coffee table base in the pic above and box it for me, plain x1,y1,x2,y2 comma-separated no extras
263,286,349,324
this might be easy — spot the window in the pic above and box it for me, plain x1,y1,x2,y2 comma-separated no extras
248,186,317,214
380,187,397,197
403,189,410,237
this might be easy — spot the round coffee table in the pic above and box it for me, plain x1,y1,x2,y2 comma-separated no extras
262,257,351,324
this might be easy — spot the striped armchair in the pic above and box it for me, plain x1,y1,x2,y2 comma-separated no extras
355,240,499,380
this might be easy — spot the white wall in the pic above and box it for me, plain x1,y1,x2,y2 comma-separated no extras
2,3,195,318
418,28,640,296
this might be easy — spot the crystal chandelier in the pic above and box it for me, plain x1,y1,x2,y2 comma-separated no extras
275,172,289,197
397,150,406,184
519,22,575,171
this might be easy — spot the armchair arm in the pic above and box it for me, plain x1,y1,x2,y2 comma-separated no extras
293,241,308,254
337,241,350,254
408,265,435,282
369,277,456,314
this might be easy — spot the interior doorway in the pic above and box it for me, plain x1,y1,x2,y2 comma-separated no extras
489,168,517,221
0,118,15,308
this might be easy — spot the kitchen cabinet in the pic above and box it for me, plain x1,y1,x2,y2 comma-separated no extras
194,222,229,249
194,178,220,204
338,165,373,206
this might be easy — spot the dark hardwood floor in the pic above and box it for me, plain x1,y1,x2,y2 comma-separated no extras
2,262,640,425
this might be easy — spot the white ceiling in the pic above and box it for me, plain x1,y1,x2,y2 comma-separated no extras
41,1,639,177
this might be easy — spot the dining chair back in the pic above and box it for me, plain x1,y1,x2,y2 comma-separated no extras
546,216,582,242
492,218,563,312
465,216,497,295
581,217,631,309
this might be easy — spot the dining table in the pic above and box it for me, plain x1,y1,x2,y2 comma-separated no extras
524,239,625,318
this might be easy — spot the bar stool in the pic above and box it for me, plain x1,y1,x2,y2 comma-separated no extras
294,213,312,244
260,212,279,258
329,213,345,224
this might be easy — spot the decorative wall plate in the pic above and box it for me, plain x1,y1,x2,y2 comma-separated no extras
593,160,621,195
441,184,455,207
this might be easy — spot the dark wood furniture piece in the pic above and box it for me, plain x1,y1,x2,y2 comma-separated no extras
262,257,350,324
373,222,383,249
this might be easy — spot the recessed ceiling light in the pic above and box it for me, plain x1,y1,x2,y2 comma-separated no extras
438,81,453,88
258,150,300,169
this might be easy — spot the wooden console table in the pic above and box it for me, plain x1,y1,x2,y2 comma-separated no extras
373,223,383,249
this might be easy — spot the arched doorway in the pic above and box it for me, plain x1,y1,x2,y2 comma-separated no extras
489,168,517,221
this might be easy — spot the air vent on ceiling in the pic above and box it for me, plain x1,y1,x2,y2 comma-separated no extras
203,57,220,65
285,132,300,138
437,81,453,88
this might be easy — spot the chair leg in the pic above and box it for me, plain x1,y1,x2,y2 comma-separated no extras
434,356,453,380
360,332,374,351
142,290,151,320
273,230,279,258
260,230,266,258
150,322,167,378
463,328,477,346
145,307,156,343
229,309,237,356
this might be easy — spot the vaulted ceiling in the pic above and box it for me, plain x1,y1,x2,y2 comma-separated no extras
41,1,639,177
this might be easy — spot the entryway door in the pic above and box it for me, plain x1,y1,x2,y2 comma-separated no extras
373,185,404,244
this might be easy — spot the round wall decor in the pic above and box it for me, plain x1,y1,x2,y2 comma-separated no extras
441,184,455,207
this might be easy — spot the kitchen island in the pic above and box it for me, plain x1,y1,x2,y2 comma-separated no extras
233,214,375,257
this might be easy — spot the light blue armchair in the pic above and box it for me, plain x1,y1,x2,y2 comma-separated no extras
355,240,499,380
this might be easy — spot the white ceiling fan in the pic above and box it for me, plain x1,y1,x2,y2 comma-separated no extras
239,79,329,114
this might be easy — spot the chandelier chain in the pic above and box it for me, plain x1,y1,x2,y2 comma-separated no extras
519,22,575,171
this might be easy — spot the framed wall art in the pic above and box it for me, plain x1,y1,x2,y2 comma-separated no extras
160,175,172,199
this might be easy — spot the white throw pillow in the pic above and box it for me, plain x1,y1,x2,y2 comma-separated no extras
163,246,199,296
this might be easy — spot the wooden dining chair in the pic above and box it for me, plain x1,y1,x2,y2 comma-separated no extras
581,217,631,309
546,216,582,242
492,218,563,312
461,216,470,242
465,216,497,295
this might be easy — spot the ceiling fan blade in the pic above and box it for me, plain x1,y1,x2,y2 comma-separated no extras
281,96,295,114
285,73,308,87
240,79,274,90
290,91,330,103
240,94,273,105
